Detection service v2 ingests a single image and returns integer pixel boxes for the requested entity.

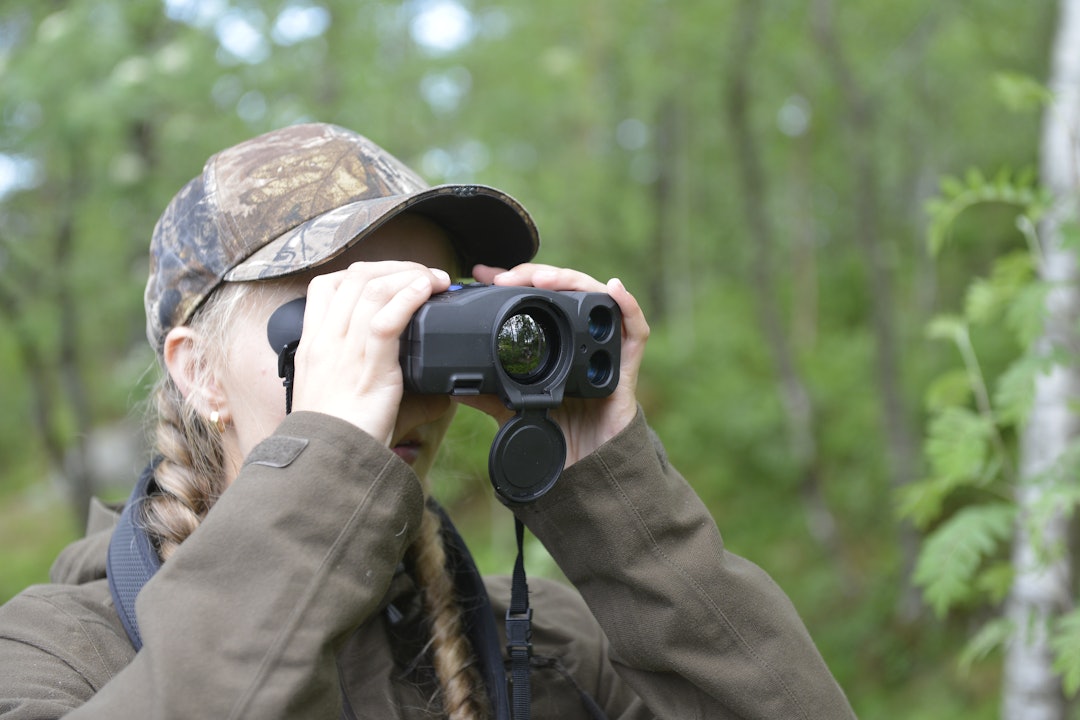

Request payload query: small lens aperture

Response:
[587,351,613,386]
[587,306,615,341]
[497,312,549,381]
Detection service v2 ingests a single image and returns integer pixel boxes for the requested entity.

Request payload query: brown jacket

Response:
[0,410,856,719]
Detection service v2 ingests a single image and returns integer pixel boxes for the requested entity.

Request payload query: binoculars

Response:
[267,283,621,502]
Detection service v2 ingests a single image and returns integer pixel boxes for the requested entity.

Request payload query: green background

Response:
[0,1,1060,716]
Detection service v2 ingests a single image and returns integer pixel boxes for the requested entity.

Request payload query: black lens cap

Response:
[267,297,307,352]
[488,413,566,503]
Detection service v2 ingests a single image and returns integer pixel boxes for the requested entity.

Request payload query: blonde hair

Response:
[140,281,490,719]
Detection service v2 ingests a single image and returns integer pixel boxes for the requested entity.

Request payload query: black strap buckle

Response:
[506,607,534,658]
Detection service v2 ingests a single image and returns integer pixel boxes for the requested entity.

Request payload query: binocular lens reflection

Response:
[497,313,550,381]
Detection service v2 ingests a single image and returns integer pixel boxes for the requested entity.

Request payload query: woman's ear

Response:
[162,326,229,422]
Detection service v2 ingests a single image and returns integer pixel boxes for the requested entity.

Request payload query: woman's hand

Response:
[290,261,451,445]
[464,263,650,468]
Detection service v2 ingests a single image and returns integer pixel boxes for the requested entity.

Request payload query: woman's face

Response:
[216,214,460,483]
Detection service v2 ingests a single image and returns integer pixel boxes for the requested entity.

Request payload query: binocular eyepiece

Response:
[267,283,621,502]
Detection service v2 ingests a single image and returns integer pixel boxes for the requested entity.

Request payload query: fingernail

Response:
[431,268,450,283]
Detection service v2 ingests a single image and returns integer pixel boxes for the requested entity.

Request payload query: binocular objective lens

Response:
[497,312,550,381]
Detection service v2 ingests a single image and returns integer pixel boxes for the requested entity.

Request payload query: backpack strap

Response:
[105,460,161,651]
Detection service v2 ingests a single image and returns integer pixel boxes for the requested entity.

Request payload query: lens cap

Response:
[489,413,566,503]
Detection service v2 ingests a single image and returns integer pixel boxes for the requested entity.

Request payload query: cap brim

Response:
[224,184,539,282]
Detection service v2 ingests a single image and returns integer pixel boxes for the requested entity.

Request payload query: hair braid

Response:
[408,504,491,720]
[141,374,228,560]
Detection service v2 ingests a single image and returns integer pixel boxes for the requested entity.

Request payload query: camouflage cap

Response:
[145,122,540,349]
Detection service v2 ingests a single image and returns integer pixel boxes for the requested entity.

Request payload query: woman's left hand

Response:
[461,263,650,468]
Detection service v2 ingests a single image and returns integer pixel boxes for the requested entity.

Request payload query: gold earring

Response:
[209,410,226,433]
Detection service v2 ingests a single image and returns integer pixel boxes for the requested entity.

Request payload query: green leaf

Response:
[925,369,974,413]
[1005,281,1049,348]
[914,503,1016,617]
[994,72,1054,113]
[924,406,994,483]
[1024,445,1080,556]
[964,250,1036,326]
[926,315,966,344]
[1053,610,1080,697]
[897,458,999,529]
[959,617,1014,672]
[1016,166,1038,188]
[896,479,950,529]
[992,352,1045,426]
[925,166,1050,258]
[965,167,987,190]
[963,278,998,325]
[940,175,965,198]
[974,561,1014,605]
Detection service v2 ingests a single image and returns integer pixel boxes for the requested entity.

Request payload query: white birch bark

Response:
[1002,2,1080,718]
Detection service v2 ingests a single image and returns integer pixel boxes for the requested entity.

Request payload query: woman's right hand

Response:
[289,261,451,446]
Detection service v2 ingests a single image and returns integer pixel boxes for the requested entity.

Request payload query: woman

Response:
[0,123,856,719]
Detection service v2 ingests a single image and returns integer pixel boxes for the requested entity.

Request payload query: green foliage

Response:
[959,617,1014,673]
[897,407,998,529]
[1025,444,1080,558]
[913,165,1051,537]
[913,503,1016,617]
[926,166,1050,259]
[909,67,1080,703]
[1051,610,1080,697]
[0,485,78,603]
[994,72,1055,114]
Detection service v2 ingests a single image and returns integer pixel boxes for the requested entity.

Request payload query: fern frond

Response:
[924,406,994,483]
[959,617,1014,673]
[914,504,1016,617]
[1052,610,1080,697]
[926,167,1049,257]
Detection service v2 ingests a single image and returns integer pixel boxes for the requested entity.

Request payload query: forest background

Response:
[0,0,1067,717]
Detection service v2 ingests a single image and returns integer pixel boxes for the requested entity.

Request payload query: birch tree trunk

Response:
[1002,2,1080,717]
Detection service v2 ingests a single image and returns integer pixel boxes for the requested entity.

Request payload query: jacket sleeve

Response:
[65,411,424,719]
[510,408,857,720]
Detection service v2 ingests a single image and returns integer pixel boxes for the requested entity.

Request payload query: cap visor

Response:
[224,184,539,282]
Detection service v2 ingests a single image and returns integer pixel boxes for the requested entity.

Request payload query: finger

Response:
[355,271,437,349]
[471,264,506,284]
[301,270,348,345]
[311,263,444,340]
[605,277,649,382]
[608,277,650,347]
[491,263,606,293]
[327,262,441,337]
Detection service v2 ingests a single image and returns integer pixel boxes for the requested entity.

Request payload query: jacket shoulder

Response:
[0,577,133,699]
